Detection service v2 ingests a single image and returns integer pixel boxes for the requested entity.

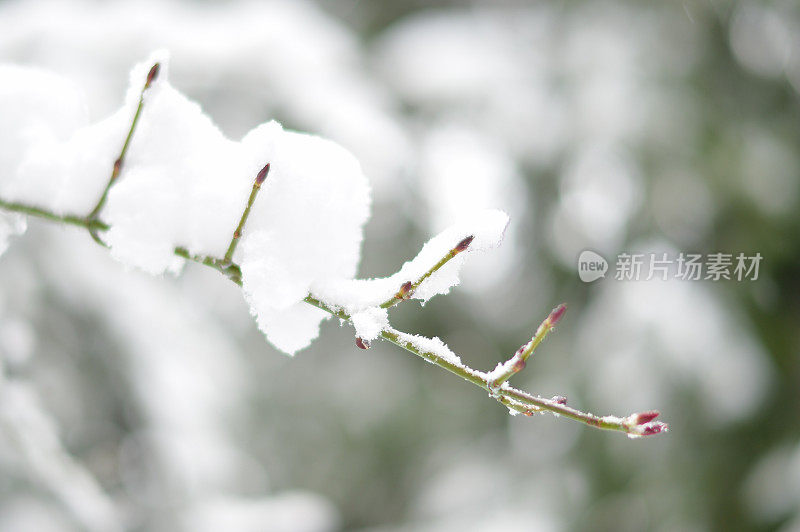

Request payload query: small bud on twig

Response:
[550,395,568,405]
[455,235,475,253]
[111,158,122,180]
[255,162,270,185]
[547,303,567,327]
[641,422,668,435]
[145,63,160,89]
[632,410,660,425]
[397,281,413,300]
[355,337,371,350]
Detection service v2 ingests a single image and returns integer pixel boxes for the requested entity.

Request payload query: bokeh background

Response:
[1,0,799,530]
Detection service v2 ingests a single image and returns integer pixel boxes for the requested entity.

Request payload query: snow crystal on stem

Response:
[392,330,465,368]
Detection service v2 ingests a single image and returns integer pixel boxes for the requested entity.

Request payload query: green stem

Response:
[0,198,108,231]
[487,304,566,390]
[223,163,270,264]
[86,62,160,240]
[0,195,666,438]
[174,247,242,284]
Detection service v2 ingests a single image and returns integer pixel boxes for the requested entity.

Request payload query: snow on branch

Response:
[0,53,667,438]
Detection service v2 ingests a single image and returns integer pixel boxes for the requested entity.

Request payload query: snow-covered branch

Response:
[0,53,667,438]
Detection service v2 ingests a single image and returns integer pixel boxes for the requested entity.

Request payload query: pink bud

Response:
[548,304,567,326]
[455,235,475,252]
[145,63,160,88]
[398,281,413,300]
[633,410,660,425]
[355,337,371,350]
[640,421,668,436]
[256,163,271,185]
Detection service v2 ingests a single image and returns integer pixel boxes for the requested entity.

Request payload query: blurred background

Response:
[0,0,799,530]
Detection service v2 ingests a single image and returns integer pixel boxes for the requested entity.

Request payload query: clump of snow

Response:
[312,209,509,310]
[0,63,120,216]
[0,53,372,355]
[350,307,389,341]
[105,50,256,274]
[0,53,508,358]
[103,54,371,353]
[238,124,371,355]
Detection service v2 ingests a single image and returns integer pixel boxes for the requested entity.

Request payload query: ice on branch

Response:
[312,209,509,313]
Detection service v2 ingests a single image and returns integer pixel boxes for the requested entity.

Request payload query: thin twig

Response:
[379,234,475,309]
[0,198,108,231]
[0,194,668,438]
[487,304,567,390]
[223,163,270,264]
[86,62,160,243]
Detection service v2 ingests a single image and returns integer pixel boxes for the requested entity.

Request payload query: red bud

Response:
[455,235,475,252]
[640,421,668,436]
[145,63,160,89]
[633,410,660,425]
[398,281,413,300]
[355,337,371,350]
[548,304,567,326]
[550,395,568,405]
[256,163,271,185]
[111,158,122,180]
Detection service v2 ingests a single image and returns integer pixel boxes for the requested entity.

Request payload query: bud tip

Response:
[548,304,567,326]
[641,421,668,436]
[355,337,371,350]
[145,63,160,88]
[455,235,475,252]
[398,281,413,300]
[633,410,660,425]
[256,163,271,184]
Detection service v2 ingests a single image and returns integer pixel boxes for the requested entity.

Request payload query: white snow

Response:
[485,357,520,384]
[0,52,510,357]
[391,330,465,368]
[0,53,372,354]
[0,63,116,216]
[350,307,389,341]
[237,124,371,354]
[312,209,509,311]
